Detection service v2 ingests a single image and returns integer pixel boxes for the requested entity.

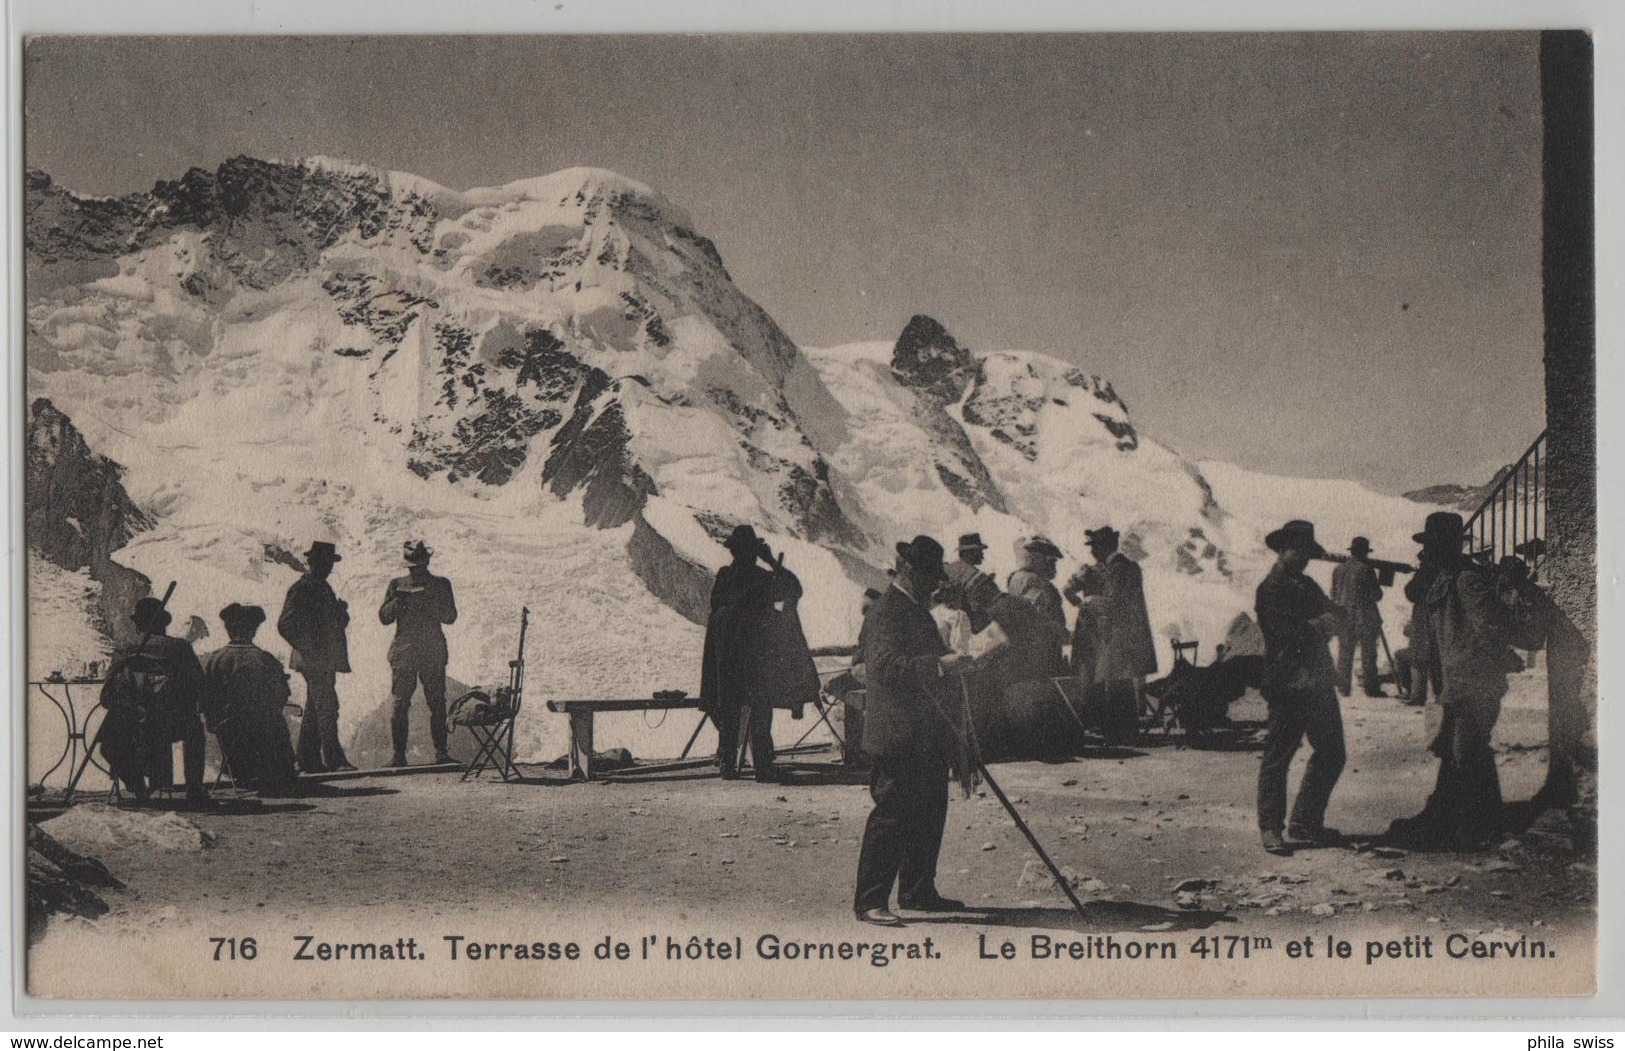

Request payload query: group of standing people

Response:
[842,525,1159,927]
[1253,511,1539,857]
[97,538,461,804]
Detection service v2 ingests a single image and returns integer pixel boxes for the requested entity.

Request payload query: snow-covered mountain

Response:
[26,157,1436,764]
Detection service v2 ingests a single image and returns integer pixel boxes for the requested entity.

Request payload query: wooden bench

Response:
[545,697,702,780]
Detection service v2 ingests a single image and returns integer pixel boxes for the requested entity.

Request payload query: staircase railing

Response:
[1464,428,1548,575]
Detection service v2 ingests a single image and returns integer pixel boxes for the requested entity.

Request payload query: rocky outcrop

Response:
[963,360,1139,459]
[26,158,437,295]
[628,515,712,625]
[25,399,153,639]
[888,316,1006,514]
[26,823,123,946]
[892,314,977,402]
[1403,466,1516,512]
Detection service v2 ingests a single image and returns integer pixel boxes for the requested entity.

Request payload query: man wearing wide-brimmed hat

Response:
[1254,519,1349,856]
[380,541,460,767]
[853,534,972,926]
[1331,537,1386,698]
[277,540,355,773]
[1388,511,1517,850]
[698,524,816,782]
[201,603,298,796]
[98,595,211,806]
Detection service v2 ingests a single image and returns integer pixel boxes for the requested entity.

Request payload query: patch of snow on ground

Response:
[42,804,213,853]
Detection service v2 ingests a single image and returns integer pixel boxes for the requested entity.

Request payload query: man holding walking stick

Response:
[853,535,972,927]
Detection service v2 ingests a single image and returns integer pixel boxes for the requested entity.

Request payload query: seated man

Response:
[201,603,299,796]
[99,596,210,807]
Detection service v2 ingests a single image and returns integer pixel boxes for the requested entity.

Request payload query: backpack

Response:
[1502,585,1551,652]
[100,650,188,732]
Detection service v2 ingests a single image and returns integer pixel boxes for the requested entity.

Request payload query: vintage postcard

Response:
[20,32,1596,1001]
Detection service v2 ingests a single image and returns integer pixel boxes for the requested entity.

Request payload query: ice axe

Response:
[63,581,177,805]
[949,672,1090,918]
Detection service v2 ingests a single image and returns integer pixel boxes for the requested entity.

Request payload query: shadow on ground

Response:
[902,899,1234,933]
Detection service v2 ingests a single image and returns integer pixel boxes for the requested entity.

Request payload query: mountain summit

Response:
[28,156,1250,760]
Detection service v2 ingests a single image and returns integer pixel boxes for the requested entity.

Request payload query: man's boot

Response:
[389,706,411,769]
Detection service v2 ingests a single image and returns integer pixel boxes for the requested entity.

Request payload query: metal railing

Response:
[1464,429,1548,575]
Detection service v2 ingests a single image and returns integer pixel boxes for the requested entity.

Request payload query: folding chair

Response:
[1151,640,1202,729]
[458,608,528,782]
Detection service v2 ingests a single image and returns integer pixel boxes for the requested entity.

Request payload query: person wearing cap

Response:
[1069,526,1159,742]
[1388,512,1518,850]
[1004,536,1069,678]
[1254,520,1349,856]
[853,535,972,926]
[98,596,211,806]
[277,541,355,773]
[201,604,297,796]
[938,532,994,651]
[1331,537,1386,698]
[380,541,459,767]
[699,525,808,782]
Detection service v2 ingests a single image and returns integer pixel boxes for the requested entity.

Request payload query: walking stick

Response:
[955,674,1089,917]
[1377,625,1407,699]
[63,581,177,805]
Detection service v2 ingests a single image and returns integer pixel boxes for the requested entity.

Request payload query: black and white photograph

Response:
[18,30,1597,1000]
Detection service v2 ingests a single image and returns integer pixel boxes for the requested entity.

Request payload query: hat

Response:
[1022,535,1064,560]
[304,540,341,563]
[722,524,768,554]
[1264,520,1327,558]
[1085,526,1120,547]
[1349,536,1372,556]
[957,532,988,553]
[130,596,172,632]
[895,535,947,580]
[403,540,434,565]
[220,603,266,630]
[1412,511,1465,550]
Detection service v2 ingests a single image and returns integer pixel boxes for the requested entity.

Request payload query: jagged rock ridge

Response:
[25,398,153,642]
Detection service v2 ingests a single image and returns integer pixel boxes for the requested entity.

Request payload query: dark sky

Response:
[24,33,1546,492]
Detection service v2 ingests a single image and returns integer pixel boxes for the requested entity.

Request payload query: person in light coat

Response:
[1331,537,1386,697]
[1004,535,1068,679]
[379,541,459,767]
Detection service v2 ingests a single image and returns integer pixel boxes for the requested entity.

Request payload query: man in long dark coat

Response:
[1332,537,1386,697]
[277,540,354,773]
[853,535,969,927]
[1071,526,1159,741]
[201,604,298,796]
[99,596,210,806]
[379,540,459,767]
[1388,512,1516,850]
[699,525,814,782]
[1255,520,1348,856]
